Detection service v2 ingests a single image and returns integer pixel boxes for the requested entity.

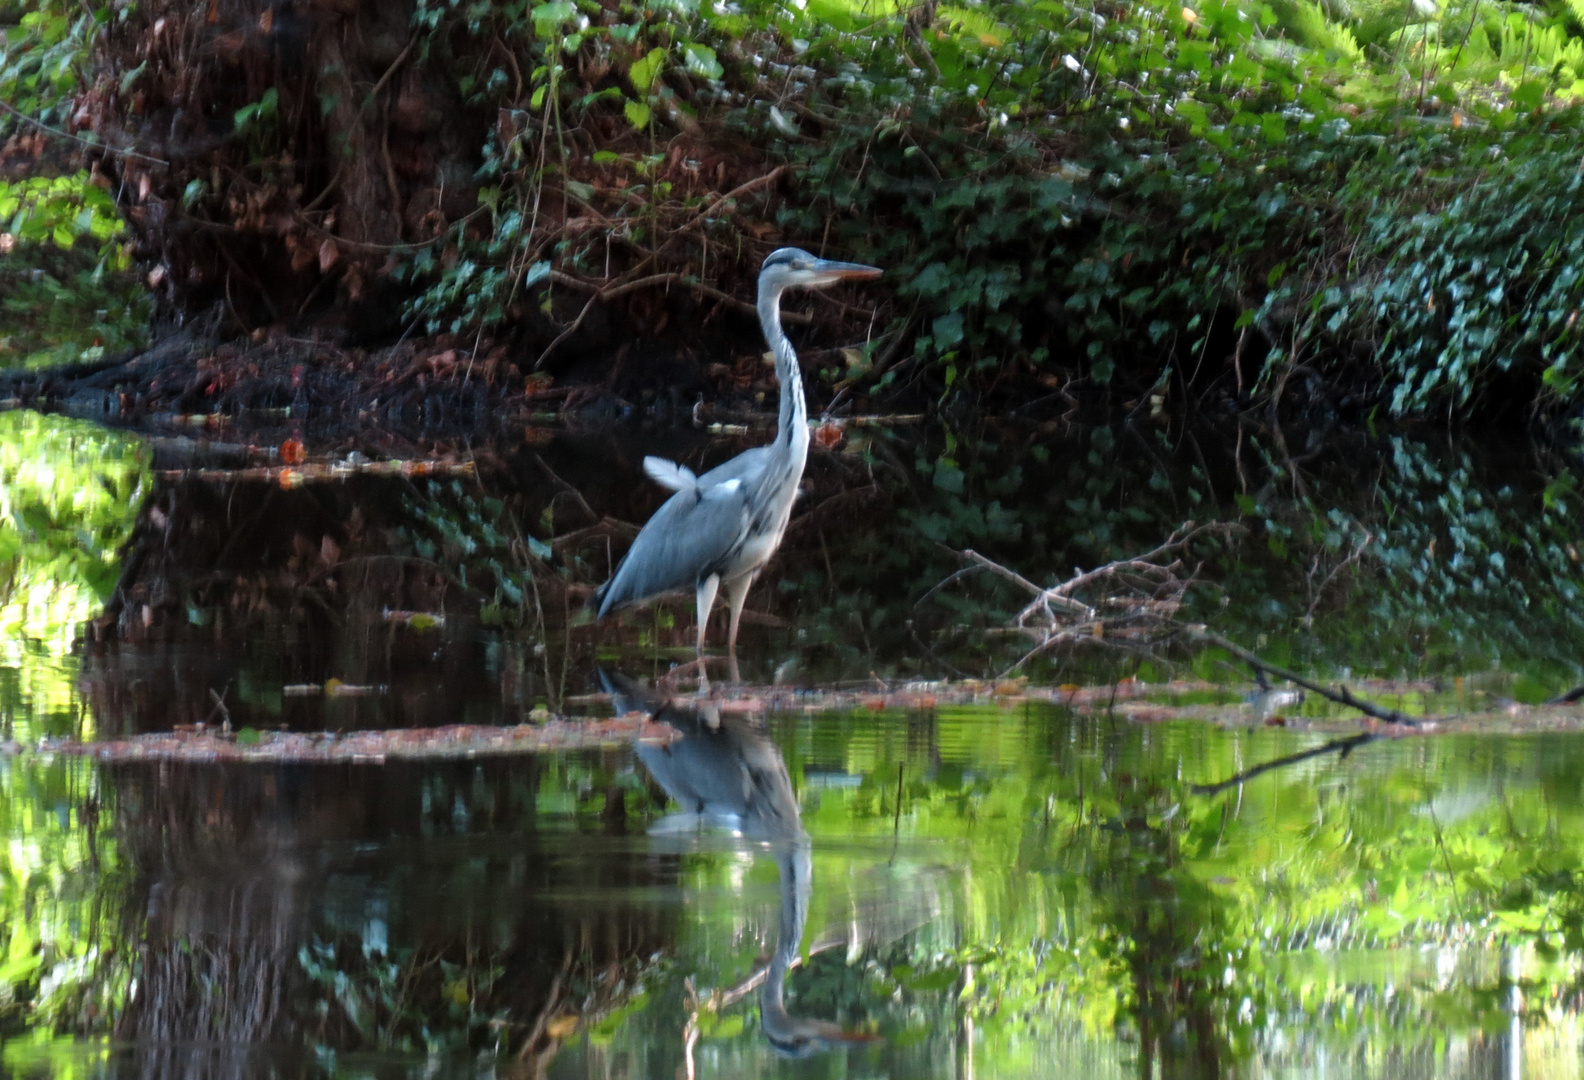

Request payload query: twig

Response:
[958,549,1096,619]
[547,269,811,324]
[661,165,790,250]
[516,951,571,1059]
[536,270,810,370]
[1304,530,1373,626]
[364,36,416,112]
[530,452,599,525]
[207,684,232,731]
[0,98,170,166]
[1047,522,1223,603]
[1190,628,1419,727]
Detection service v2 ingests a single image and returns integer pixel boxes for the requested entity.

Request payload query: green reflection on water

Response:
[0,413,142,1065]
[0,754,124,1055]
[0,410,147,743]
[2,706,1584,1075]
[557,707,1584,1079]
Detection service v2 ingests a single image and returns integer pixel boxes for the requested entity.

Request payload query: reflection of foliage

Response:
[0,412,146,738]
[1222,435,1584,682]
[397,481,540,625]
[297,937,509,1056]
[788,709,1584,1073]
[0,757,124,1041]
[0,412,146,625]
[0,174,147,370]
[784,424,1584,686]
[8,701,1584,1072]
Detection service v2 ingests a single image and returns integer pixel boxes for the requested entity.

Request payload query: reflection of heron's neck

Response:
[761,839,813,1032]
[757,281,809,464]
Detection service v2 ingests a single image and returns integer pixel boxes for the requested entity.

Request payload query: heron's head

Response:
[760,247,882,292]
[762,1010,884,1059]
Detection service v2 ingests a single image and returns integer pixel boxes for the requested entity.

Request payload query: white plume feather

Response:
[643,456,698,492]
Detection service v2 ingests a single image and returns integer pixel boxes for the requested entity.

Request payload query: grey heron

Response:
[593,247,882,685]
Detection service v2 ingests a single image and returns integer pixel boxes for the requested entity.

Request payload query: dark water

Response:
[6,408,1584,1077]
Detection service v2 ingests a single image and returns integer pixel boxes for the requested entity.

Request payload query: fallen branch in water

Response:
[1188,628,1419,728]
[45,718,680,764]
[945,521,1241,677]
[155,456,477,485]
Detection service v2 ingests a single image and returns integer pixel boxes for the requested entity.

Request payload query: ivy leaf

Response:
[682,42,723,82]
[629,47,667,93]
[623,98,652,129]
[530,0,576,32]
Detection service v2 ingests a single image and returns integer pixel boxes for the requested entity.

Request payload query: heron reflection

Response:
[606,672,875,1056]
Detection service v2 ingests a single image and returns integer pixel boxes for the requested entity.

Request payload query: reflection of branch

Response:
[1192,629,1418,727]
[711,938,847,1010]
[1190,732,1377,796]
[517,950,571,1059]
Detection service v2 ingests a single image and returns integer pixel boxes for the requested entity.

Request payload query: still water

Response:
[5,681,1584,1078]
[6,407,1584,1077]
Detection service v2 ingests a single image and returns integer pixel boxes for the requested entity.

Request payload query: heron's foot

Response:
[657,655,718,695]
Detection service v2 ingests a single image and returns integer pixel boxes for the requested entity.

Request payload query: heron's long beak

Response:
[810,258,883,283]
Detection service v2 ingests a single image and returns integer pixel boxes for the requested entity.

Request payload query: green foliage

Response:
[379,0,1584,414]
[396,0,737,334]
[1302,130,1584,413]
[0,1,104,136]
[0,174,122,250]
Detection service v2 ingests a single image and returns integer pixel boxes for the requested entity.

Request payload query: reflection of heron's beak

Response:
[765,1022,884,1058]
[811,259,883,283]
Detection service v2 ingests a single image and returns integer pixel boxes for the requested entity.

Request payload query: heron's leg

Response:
[695,573,721,692]
[724,572,756,685]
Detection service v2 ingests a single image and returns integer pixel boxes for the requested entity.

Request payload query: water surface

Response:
[5,409,1584,1078]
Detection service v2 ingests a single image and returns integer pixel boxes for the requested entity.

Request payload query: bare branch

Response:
[1188,627,1418,728]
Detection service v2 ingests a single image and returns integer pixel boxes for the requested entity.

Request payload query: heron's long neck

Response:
[762,840,813,1024]
[758,283,809,464]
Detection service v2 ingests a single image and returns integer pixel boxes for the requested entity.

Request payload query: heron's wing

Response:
[697,445,770,488]
[595,478,751,616]
[643,456,698,492]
